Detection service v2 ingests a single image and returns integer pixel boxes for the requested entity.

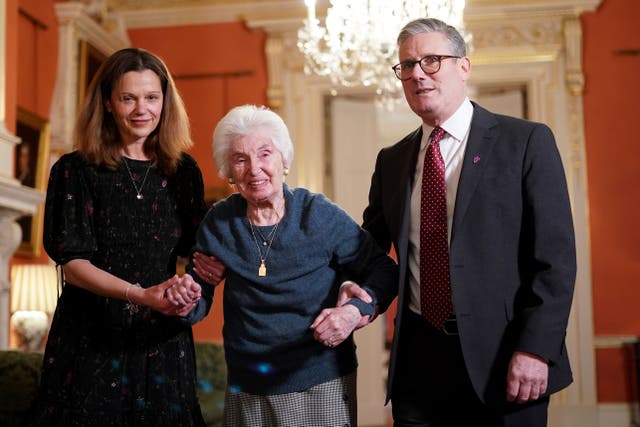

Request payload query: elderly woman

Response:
[181,105,397,426]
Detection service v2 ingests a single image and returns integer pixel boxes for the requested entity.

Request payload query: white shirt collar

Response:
[421,98,473,146]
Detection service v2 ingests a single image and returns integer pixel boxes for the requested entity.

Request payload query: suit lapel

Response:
[389,127,422,241]
[451,104,498,239]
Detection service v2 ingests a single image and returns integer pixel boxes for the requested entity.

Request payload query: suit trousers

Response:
[391,309,549,427]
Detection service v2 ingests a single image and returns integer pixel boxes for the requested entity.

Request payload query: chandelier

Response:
[298,0,469,104]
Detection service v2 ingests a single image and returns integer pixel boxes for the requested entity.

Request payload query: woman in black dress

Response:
[27,48,220,426]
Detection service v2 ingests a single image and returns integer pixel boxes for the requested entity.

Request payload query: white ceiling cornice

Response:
[116,0,602,30]
[466,0,602,22]
[118,0,307,29]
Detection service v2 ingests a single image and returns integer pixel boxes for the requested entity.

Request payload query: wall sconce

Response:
[10,264,59,352]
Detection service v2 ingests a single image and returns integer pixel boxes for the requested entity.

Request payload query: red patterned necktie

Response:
[419,126,453,328]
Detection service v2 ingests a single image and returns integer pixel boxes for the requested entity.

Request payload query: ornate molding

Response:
[0,210,24,258]
[265,36,285,111]
[0,180,43,216]
[469,20,563,50]
[564,18,585,96]
[593,335,639,348]
[0,122,21,184]
[117,0,307,29]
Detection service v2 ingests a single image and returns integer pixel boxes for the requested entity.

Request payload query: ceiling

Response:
[97,0,600,29]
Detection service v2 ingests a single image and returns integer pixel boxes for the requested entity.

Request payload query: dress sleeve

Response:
[43,153,97,265]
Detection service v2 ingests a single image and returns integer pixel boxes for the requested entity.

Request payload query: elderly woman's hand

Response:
[132,275,198,316]
[192,252,226,285]
[310,305,362,348]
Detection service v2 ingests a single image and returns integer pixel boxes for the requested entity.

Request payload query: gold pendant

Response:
[258,261,267,277]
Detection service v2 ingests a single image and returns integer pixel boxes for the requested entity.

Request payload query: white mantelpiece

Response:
[0,181,43,349]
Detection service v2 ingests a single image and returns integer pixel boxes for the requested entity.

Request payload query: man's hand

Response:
[337,281,372,305]
[506,351,549,403]
[337,281,375,329]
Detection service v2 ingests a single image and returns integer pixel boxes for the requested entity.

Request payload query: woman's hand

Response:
[310,305,362,348]
[192,252,226,286]
[134,275,200,316]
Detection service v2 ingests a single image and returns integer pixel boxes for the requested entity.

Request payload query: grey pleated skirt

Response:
[222,372,357,427]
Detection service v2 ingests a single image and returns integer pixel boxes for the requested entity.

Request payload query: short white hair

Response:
[212,105,294,178]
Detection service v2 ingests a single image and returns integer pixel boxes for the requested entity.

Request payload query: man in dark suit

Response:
[345,18,576,426]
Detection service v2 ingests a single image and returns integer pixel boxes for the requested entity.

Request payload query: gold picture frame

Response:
[14,108,50,257]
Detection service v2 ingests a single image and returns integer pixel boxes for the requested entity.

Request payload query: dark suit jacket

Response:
[363,102,576,406]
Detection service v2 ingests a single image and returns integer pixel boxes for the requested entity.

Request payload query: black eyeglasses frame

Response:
[392,55,461,80]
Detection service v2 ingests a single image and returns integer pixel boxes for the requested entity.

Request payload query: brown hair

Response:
[74,47,192,175]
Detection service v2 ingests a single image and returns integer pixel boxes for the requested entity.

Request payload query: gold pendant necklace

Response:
[123,158,151,200]
[248,219,279,277]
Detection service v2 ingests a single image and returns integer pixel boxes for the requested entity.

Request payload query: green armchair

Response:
[0,350,43,427]
[194,341,227,427]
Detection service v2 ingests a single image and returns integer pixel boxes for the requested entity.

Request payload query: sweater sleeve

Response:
[320,196,398,315]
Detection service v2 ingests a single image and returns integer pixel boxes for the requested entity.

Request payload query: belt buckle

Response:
[442,317,458,336]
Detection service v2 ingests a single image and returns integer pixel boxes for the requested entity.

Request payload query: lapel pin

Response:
[473,155,481,164]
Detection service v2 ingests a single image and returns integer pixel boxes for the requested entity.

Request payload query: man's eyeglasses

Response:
[392,55,461,80]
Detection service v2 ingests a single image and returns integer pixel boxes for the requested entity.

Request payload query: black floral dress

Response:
[27,151,208,426]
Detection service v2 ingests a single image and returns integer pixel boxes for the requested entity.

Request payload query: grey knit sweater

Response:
[187,184,397,395]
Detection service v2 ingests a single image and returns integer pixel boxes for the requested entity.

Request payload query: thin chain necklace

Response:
[254,224,278,246]
[248,218,280,277]
[122,158,151,200]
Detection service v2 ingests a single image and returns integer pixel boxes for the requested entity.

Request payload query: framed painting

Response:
[14,108,50,257]
[78,40,107,105]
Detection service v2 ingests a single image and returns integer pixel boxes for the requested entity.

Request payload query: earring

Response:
[283,168,289,176]
[228,177,235,185]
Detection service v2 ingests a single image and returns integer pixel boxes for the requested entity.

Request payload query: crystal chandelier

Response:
[298,0,469,104]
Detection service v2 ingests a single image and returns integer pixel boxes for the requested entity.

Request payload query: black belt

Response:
[405,310,459,336]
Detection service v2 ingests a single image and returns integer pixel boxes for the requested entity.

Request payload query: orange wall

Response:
[16,0,58,117]
[5,0,18,131]
[595,346,638,403]
[581,0,640,402]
